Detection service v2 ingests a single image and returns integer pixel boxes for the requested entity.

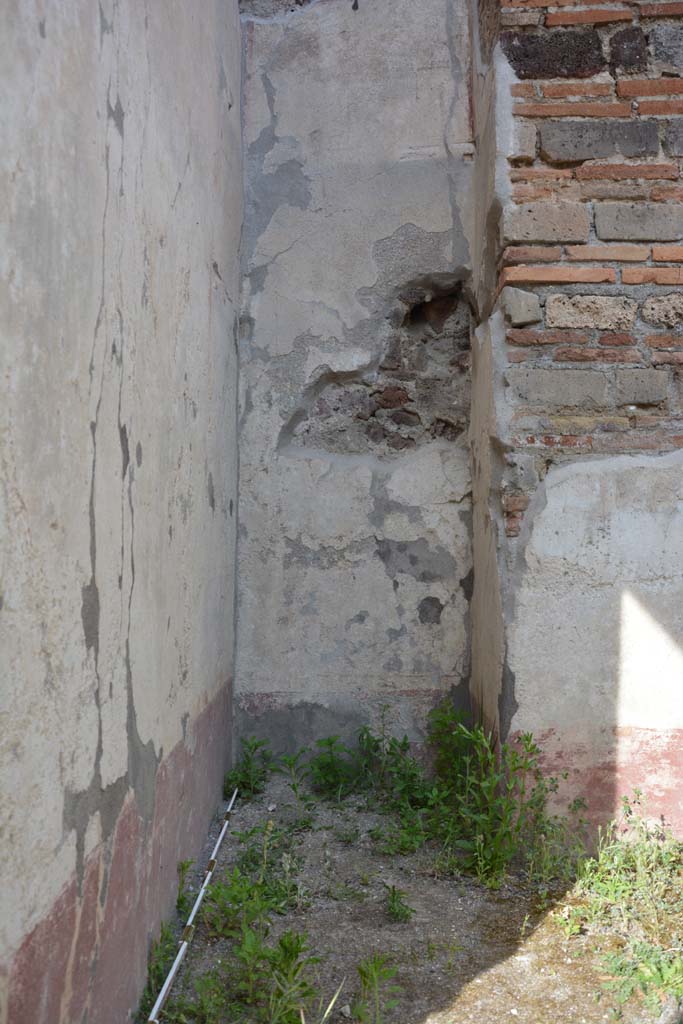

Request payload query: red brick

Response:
[623,267,683,284]
[509,167,574,181]
[502,492,530,512]
[511,83,536,98]
[575,163,678,180]
[638,100,683,115]
[639,2,683,16]
[504,513,524,537]
[502,265,617,285]
[514,101,632,118]
[546,7,633,23]
[653,245,683,261]
[506,0,634,6]
[507,329,591,346]
[652,185,683,201]
[554,347,643,362]
[577,181,652,201]
[512,184,556,201]
[646,334,683,348]
[526,434,594,449]
[618,79,683,97]
[652,351,683,364]
[566,243,650,261]
[542,82,613,98]
[599,332,637,346]
[507,349,534,363]
[503,245,563,263]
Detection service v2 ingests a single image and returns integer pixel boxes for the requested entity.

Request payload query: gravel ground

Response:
[160,776,657,1024]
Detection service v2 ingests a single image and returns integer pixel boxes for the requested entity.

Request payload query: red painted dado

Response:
[519,727,683,836]
[6,684,231,1024]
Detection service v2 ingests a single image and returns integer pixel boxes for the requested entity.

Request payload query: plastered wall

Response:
[0,3,242,1020]
[472,0,683,829]
[235,0,497,749]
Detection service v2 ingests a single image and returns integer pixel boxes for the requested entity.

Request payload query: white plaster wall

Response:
[1,0,241,986]
[507,452,683,822]
[237,0,482,746]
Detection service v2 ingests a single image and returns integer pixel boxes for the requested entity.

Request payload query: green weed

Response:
[384,884,415,922]
[176,858,194,919]
[136,922,177,1022]
[563,795,683,1011]
[308,736,359,801]
[224,737,275,800]
[353,954,401,1024]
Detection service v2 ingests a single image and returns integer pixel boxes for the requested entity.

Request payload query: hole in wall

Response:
[283,282,472,456]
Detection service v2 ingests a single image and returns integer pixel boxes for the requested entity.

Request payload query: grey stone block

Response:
[503,202,590,244]
[642,294,683,327]
[665,119,683,157]
[546,294,637,330]
[501,29,605,79]
[506,368,609,409]
[652,24,683,70]
[615,369,669,406]
[539,120,659,163]
[500,287,542,326]
[595,203,683,242]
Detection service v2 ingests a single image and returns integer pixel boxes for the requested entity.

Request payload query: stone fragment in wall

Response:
[652,24,683,72]
[642,293,683,327]
[539,120,659,163]
[503,203,590,244]
[500,287,542,327]
[509,120,537,164]
[665,119,683,157]
[546,294,637,331]
[595,203,683,242]
[615,369,669,406]
[502,10,543,26]
[506,367,610,409]
[610,26,649,73]
[501,29,605,79]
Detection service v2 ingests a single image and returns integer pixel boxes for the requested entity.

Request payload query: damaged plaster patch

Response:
[376,537,457,583]
[282,288,471,457]
[418,596,444,624]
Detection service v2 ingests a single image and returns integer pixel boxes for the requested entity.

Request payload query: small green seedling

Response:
[384,884,415,922]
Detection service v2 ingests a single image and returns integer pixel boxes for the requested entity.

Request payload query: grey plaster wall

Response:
[236,0,495,748]
[1,2,242,1017]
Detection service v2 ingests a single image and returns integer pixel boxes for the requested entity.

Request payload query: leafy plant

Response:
[277,750,313,814]
[136,922,177,1022]
[563,795,683,1011]
[267,931,320,1024]
[308,736,358,801]
[164,972,229,1024]
[176,858,194,918]
[299,982,346,1024]
[224,736,275,800]
[353,954,401,1024]
[384,884,415,922]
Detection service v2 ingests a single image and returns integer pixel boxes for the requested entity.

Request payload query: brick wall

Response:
[498,0,683,537]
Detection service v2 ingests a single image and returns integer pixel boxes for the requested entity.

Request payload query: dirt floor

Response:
[153,775,673,1024]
